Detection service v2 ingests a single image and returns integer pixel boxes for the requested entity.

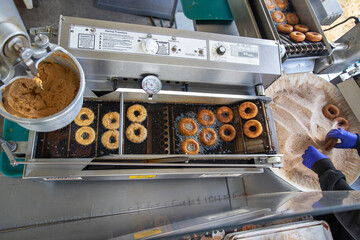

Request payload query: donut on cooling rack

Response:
[239,102,258,120]
[219,124,236,142]
[197,109,215,126]
[277,24,293,34]
[216,106,234,123]
[102,112,120,130]
[322,104,340,119]
[334,117,349,130]
[290,31,306,42]
[275,0,287,8]
[294,24,309,33]
[179,118,198,136]
[306,32,323,42]
[102,130,120,149]
[243,120,263,139]
[286,13,299,25]
[126,123,147,143]
[127,104,147,123]
[200,128,217,146]
[74,107,95,126]
[265,0,275,10]
[181,139,200,155]
[272,11,286,23]
[75,127,96,146]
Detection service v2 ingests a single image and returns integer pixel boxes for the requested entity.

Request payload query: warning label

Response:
[78,34,95,49]
[156,41,169,55]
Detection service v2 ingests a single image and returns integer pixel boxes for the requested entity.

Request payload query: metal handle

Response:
[0,136,17,152]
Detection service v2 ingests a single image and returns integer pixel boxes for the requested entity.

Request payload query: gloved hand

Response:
[326,128,358,149]
[302,145,328,169]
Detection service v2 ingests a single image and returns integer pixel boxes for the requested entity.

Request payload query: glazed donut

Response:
[216,106,234,123]
[239,102,258,120]
[200,128,217,146]
[277,24,293,34]
[102,130,119,149]
[75,127,96,146]
[126,123,147,143]
[127,104,147,123]
[179,118,198,136]
[325,138,337,152]
[243,120,263,138]
[290,31,305,42]
[181,139,200,155]
[286,13,299,25]
[197,109,215,126]
[272,11,286,23]
[219,124,236,142]
[74,107,94,126]
[265,0,275,10]
[275,0,287,8]
[322,104,340,119]
[334,117,349,130]
[306,32,323,42]
[294,24,309,33]
[102,112,120,130]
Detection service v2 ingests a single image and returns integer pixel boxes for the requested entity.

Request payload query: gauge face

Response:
[142,75,162,94]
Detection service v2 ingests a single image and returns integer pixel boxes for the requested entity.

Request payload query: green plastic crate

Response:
[0,120,29,177]
[181,0,233,20]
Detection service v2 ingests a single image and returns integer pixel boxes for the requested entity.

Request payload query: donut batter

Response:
[2,62,79,118]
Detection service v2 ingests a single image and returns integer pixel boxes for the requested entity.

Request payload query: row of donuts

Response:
[126,104,148,143]
[74,107,120,150]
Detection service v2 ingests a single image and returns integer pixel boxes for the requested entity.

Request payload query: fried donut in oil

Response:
[179,118,198,136]
[278,24,293,34]
[294,24,309,33]
[239,102,258,120]
[219,124,236,142]
[126,123,147,143]
[102,112,120,130]
[200,128,217,146]
[197,109,215,126]
[265,0,275,9]
[127,104,147,123]
[102,130,120,149]
[181,139,200,155]
[272,11,286,23]
[74,107,94,126]
[275,0,287,8]
[75,127,96,146]
[286,13,299,25]
[243,120,263,138]
[216,107,233,123]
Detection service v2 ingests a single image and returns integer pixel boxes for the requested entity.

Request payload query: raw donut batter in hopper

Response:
[2,62,79,118]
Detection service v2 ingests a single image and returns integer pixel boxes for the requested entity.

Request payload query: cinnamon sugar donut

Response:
[102,112,120,130]
[197,109,215,126]
[322,104,339,119]
[74,108,94,126]
[102,130,120,149]
[286,13,299,25]
[126,123,147,143]
[277,24,293,34]
[181,139,200,155]
[239,102,258,120]
[243,120,263,138]
[290,31,305,42]
[200,128,217,146]
[127,104,147,123]
[219,124,236,142]
[325,138,337,152]
[272,11,286,23]
[294,24,309,33]
[306,32,323,42]
[334,117,349,130]
[265,0,275,9]
[75,127,96,146]
[216,107,233,123]
[179,118,198,136]
[275,0,287,8]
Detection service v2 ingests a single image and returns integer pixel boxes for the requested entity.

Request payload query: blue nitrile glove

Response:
[326,128,358,149]
[302,145,328,169]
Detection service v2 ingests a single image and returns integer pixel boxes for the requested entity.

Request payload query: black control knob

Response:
[216,46,226,55]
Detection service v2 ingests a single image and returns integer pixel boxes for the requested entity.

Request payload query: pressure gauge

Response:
[142,75,162,94]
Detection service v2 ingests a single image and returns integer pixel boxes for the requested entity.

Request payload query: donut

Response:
[334,117,349,130]
[74,107,94,126]
[275,0,287,8]
[265,0,275,10]
[290,31,305,42]
[239,102,258,120]
[216,107,233,123]
[294,24,309,33]
[272,11,286,23]
[322,104,339,119]
[277,24,293,34]
[200,128,217,146]
[127,104,147,123]
[102,112,120,130]
[197,109,215,126]
[243,120,263,138]
[126,123,147,143]
[219,124,236,142]
[102,130,119,149]
[75,127,96,146]
[179,118,198,136]
[181,139,200,155]
[306,32,323,42]
[286,13,299,25]
[325,138,337,152]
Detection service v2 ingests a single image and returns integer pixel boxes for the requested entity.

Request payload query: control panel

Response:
[68,25,260,65]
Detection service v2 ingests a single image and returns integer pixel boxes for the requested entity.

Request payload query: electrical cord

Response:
[324,16,360,32]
